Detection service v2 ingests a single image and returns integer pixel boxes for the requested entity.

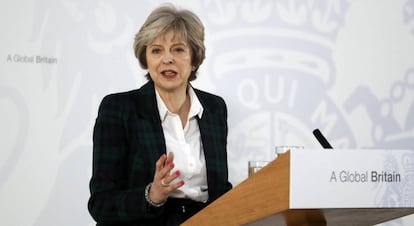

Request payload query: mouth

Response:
[161,70,177,78]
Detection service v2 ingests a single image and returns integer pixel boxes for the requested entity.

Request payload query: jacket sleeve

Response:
[87,94,163,224]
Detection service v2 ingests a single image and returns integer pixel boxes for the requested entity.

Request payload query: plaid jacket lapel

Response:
[195,89,231,201]
[132,81,167,166]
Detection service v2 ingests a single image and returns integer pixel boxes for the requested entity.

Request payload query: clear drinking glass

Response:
[275,146,304,157]
[248,160,269,177]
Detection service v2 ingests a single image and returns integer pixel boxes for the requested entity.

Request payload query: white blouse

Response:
[155,86,209,202]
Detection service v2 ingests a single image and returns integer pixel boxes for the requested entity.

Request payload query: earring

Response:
[191,66,196,71]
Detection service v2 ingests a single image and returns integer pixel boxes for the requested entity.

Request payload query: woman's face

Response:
[146,30,192,94]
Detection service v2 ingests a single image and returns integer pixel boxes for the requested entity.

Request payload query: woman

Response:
[88,3,232,226]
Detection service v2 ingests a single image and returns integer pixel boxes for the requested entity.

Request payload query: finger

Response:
[157,152,175,179]
[155,154,167,171]
[159,161,174,180]
[154,154,167,179]
[170,179,185,191]
[165,152,174,166]
[160,178,185,193]
[162,169,181,185]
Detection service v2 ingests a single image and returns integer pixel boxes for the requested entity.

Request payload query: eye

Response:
[151,48,161,54]
[172,46,187,54]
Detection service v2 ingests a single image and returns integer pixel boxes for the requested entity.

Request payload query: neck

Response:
[158,87,190,128]
[157,86,189,115]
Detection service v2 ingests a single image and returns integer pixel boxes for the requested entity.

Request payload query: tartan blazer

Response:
[88,81,232,225]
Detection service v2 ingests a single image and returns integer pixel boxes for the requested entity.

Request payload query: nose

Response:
[162,52,174,64]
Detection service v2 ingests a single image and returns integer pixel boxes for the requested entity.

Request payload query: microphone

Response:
[312,129,333,149]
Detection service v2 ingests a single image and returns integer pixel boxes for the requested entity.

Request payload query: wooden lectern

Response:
[182,151,414,226]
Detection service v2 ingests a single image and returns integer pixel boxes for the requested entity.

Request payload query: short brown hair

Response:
[133,4,205,81]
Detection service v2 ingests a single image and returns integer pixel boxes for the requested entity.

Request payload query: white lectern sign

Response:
[290,149,414,208]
